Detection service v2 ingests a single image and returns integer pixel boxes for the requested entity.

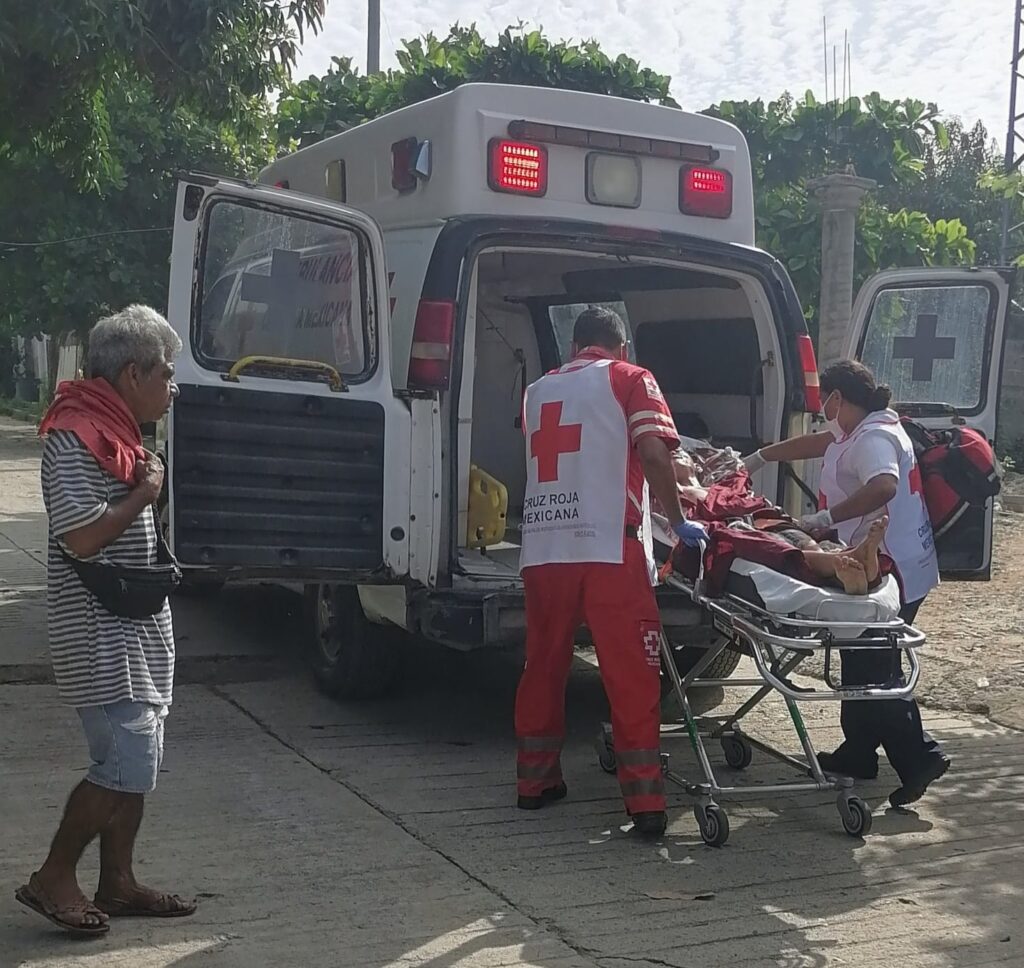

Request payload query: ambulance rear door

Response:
[843,266,1015,578]
[166,175,415,583]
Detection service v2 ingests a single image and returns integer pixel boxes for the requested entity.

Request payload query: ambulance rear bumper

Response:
[410,586,704,652]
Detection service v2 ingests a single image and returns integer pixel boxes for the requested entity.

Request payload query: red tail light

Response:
[408,299,455,391]
[795,334,821,412]
[273,179,290,189]
[679,165,732,218]
[487,139,547,196]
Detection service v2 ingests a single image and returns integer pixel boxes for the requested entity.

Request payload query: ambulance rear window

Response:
[636,318,762,394]
[548,301,632,363]
[194,199,375,382]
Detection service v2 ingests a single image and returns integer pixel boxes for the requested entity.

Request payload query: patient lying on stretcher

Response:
[663,448,890,596]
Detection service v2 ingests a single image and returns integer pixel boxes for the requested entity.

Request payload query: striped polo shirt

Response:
[41,429,174,708]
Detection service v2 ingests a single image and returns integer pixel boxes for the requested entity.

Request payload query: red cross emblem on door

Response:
[530,401,583,483]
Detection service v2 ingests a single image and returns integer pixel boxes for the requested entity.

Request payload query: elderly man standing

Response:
[16,306,195,937]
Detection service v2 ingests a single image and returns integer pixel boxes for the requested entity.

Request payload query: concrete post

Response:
[807,172,876,367]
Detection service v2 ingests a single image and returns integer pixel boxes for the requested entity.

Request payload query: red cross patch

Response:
[641,623,662,669]
[530,401,583,483]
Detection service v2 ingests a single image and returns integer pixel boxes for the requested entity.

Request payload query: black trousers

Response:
[833,598,945,783]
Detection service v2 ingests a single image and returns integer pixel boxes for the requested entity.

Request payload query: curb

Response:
[0,402,42,424]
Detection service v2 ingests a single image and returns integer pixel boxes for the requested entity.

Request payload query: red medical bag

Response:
[900,418,1001,538]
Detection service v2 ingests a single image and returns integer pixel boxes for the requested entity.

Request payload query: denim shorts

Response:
[77,700,168,794]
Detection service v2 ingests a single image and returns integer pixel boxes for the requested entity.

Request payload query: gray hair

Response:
[87,305,182,383]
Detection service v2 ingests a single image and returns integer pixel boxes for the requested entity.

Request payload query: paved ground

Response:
[1,416,1022,968]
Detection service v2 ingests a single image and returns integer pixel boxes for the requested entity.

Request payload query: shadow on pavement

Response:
[5,581,1022,968]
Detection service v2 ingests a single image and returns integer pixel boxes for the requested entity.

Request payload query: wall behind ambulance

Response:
[997,305,1024,465]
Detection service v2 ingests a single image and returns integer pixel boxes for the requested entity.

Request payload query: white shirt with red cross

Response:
[520,349,679,572]
[818,408,939,604]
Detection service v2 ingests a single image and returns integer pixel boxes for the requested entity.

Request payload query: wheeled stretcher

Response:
[596,543,926,846]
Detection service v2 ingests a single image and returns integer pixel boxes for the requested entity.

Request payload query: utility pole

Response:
[1001,0,1024,264]
[367,0,380,74]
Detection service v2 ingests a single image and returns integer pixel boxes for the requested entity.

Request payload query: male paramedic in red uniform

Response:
[514,307,707,839]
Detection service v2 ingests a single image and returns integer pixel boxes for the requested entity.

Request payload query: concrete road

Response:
[1,417,1022,968]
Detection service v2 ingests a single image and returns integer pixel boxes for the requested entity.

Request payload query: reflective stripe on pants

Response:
[515,736,564,796]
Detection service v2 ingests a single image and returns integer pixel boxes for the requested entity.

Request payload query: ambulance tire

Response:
[662,640,742,694]
[306,583,402,700]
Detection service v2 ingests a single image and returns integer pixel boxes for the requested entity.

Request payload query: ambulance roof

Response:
[260,83,755,246]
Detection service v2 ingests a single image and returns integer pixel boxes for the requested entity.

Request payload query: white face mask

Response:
[822,392,844,441]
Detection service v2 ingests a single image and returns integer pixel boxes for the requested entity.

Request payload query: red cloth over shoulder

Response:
[38,379,145,485]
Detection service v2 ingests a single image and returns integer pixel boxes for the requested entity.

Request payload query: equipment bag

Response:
[900,417,1001,538]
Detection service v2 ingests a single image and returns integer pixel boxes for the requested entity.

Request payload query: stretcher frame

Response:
[596,548,926,845]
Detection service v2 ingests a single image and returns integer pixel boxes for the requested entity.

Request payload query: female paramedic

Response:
[742,359,950,809]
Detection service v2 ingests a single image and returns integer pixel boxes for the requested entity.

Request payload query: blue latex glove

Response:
[673,519,708,548]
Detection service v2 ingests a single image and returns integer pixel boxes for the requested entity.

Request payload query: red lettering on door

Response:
[530,401,582,483]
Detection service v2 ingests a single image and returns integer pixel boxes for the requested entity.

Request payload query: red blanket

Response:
[38,379,145,485]
[674,522,822,595]
[686,470,772,522]
[672,471,892,596]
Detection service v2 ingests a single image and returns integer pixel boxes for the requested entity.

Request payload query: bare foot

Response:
[849,515,889,585]
[834,555,869,595]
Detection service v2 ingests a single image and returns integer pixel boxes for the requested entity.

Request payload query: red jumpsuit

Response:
[515,348,680,816]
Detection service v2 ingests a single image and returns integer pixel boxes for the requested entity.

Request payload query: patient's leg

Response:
[802,550,868,593]
[846,515,888,586]
[801,516,888,593]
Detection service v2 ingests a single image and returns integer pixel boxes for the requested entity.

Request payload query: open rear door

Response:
[844,267,1015,578]
[165,175,411,582]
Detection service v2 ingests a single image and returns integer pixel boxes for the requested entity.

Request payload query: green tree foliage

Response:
[0,79,277,340]
[0,1,323,340]
[277,29,1001,326]
[979,169,1024,265]
[710,92,981,320]
[277,25,676,148]
[0,0,324,191]
[888,119,1008,264]
[706,92,952,190]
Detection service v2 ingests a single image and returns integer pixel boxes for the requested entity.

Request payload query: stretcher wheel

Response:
[721,735,753,770]
[695,804,730,847]
[595,724,617,774]
[839,796,873,838]
[598,745,617,774]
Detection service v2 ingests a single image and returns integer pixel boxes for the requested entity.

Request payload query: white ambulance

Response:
[164,84,1013,698]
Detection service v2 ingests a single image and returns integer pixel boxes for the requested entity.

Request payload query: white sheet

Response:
[728,560,901,638]
[650,512,901,638]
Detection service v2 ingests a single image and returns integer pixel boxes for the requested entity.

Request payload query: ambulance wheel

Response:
[306,584,402,700]
[839,796,873,838]
[721,734,753,770]
[695,804,730,847]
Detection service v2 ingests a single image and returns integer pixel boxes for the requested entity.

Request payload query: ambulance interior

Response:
[459,247,787,578]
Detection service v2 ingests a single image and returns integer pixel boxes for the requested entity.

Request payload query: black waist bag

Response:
[61,508,181,619]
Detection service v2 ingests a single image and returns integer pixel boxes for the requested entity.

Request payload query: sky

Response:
[294,0,1013,144]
